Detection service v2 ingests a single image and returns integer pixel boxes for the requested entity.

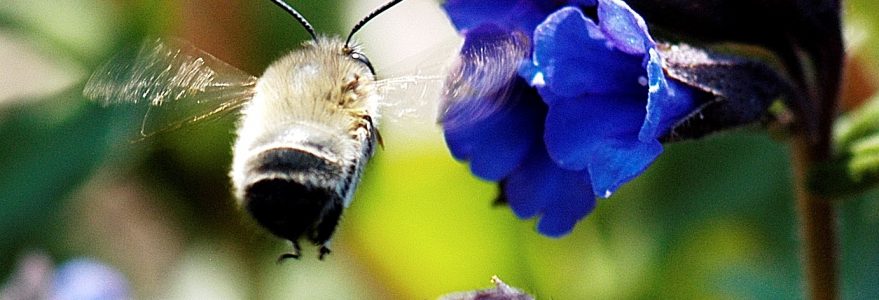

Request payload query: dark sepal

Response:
[627,0,843,140]
[658,43,796,141]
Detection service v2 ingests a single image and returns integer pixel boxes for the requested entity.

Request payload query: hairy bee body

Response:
[230,37,380,258]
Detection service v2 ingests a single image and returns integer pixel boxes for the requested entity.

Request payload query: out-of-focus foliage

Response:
[812,93,879,196]
[0,0,877,299]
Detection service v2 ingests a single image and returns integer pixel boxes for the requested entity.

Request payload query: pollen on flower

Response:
[648,81,660,93]
[530,72,546,87]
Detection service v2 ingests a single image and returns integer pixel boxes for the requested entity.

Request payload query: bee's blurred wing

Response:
[374,73,447,124]
[439,30,531,131]
[371,36,462,125]
[83,38,258,138]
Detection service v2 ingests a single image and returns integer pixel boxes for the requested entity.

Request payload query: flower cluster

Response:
[442,0,697,236]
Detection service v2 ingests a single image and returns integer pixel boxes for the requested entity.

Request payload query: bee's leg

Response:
[351,114,382,149]
[311,198,343,260]
[318,243,332,260]
[363,115,383,148]
[277,240,302,263]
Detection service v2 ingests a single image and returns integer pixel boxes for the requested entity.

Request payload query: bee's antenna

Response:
[345,0,405,48]
[269,0,317,41]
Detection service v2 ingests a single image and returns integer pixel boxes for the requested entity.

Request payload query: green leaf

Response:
[812,95,879,196]
[0,94,135,271]
[835,94,879,149]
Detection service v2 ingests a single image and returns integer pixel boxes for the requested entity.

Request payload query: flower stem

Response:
[791,133,838,300]
[789,3,843,296]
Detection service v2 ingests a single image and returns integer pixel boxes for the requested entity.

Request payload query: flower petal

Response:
[526,7,644,100]
[504,146,595,236]
[444,80,546,181]
[542,92,642,169]
[587,138,661,198]
[442,0,555,33]
[596,0,655,55]
[536,178,596,236]
[639,48,697,141]
[572,0,599,6]
[542,91,662,197]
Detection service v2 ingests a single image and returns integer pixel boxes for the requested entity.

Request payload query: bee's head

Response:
[267,0,406,77]
[343,46,375,75]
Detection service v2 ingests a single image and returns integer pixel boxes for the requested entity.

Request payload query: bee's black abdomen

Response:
[245,178,327,242]
[243,148,345,245]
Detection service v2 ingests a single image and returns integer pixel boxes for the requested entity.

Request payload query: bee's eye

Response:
[349,52,375,75]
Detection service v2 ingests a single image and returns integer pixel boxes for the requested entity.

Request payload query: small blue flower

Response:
[51,259,130,300]
[442,0,697,236]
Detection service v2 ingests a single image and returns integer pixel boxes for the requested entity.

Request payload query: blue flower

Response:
[51,259,130,300]
[442,0,697,236]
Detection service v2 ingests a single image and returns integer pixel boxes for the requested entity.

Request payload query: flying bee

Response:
[84,0,410,260]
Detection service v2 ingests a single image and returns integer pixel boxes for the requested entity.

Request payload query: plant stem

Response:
[791,133,838,300]
[789,3,842,296]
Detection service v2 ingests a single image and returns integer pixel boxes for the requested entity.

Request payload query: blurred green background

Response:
[1,0,878,298]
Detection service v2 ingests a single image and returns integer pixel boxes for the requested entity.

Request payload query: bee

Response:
[84,0,408,260]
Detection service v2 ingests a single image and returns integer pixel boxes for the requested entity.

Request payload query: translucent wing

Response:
[371,28,529,129]
[83,38,258,138]
[374,72,447,124]
[439,28,531,131]
[368,35,463,126]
